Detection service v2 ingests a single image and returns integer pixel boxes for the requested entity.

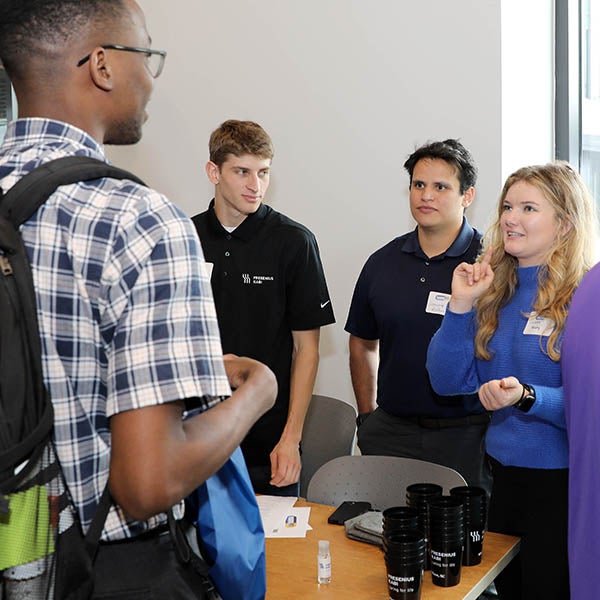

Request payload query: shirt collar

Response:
[401,217,476,259]
[206,199,270,242]
[2,118,106,160]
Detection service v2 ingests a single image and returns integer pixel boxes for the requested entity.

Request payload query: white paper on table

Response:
[256,496,312,538]
[256,495,297,528]
[265,507,312,538]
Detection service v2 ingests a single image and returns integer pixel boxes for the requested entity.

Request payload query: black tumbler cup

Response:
[405,483,443,570]
[428,495,465,587]
[450,486,488,566]
[384,531,426,600]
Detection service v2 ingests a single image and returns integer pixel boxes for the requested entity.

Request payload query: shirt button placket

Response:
[420,260,429,283]
[223,249,231,277]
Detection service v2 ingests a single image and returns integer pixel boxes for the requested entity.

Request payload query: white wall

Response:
[501,0,554,180]
[108,0,552,406]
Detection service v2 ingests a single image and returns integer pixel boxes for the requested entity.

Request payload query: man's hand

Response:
[266,328,319,489]
[223,354,277,413]
[269,437,301,488]
[110,355,276,520]
[478,376,523,411]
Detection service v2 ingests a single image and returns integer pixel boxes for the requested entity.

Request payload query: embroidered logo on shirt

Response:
[321,300,330,309]
[241,273,274,285]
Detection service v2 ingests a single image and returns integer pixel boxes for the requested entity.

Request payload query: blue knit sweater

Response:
[426,266,567,469]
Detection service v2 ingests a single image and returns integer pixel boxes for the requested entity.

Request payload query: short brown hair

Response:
[209,120,274,168]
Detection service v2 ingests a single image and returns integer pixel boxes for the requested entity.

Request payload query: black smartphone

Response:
[327,501,372,525]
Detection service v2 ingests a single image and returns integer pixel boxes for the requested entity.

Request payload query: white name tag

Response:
[203,262,214,279]
[426,291,451,316]
[523,314,554,336]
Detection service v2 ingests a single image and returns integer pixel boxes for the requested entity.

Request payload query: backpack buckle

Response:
[0,254,12,276]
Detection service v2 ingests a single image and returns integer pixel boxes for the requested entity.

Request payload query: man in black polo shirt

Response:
[345,139,491,491]
[193,120,335,496]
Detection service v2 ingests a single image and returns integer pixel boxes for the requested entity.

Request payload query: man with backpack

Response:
[0,0,276,598]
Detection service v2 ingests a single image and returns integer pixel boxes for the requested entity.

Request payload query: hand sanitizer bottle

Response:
[318,540,332,584]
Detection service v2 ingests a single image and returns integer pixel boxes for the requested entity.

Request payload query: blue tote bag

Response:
[187,447,266,600]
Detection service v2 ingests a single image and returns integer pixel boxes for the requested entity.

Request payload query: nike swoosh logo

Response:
[320,300,330,309]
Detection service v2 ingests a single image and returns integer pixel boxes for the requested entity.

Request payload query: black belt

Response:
[400,413,490,429]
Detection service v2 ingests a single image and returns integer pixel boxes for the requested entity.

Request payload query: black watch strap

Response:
[514,383,536,412]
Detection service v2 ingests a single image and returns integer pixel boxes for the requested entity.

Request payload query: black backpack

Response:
[0,156,145,599]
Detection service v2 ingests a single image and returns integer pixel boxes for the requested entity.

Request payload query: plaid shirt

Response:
[0,119,231,540]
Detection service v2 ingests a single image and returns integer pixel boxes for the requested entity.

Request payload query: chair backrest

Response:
[300,394,357,497]
[306,455,468,509]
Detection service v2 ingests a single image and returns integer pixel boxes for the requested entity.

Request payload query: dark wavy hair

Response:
[403,139,478,194]
[0,0,127,78]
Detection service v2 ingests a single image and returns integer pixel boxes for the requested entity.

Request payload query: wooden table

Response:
[266,500,520,599]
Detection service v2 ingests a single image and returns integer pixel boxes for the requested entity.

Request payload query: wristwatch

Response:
[514,383,536,412]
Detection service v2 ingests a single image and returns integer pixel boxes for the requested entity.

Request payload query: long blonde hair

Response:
[475,161,597,361]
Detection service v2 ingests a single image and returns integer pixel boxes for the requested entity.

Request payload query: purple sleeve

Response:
[562,263,600,600]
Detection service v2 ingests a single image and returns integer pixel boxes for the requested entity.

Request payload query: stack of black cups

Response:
[405,483,442,570]
[450,486,488,566]
[382,523,426,600]
[382,506,419,537]
[427,496,465,587]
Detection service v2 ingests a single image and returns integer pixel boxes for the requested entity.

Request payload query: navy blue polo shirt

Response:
[345,218,484,418]
[193,201,335,466]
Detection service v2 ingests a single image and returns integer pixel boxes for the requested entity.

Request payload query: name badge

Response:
[203,262,214,279]
[523,314,554,336]
[426,291,451,316]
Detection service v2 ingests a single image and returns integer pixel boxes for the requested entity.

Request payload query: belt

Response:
[400,413,491,429]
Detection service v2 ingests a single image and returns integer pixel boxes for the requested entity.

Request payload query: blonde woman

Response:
[426,161,596,600]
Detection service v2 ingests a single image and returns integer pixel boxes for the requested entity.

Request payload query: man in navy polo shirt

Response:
[193,120,335,496]
[345,139,491,491]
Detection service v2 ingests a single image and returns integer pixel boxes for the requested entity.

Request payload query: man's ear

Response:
[461,186,475,209]
[206,161,221,185]
[88,48,113,92]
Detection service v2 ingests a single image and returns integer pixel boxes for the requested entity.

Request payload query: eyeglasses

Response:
[76,44,167,78]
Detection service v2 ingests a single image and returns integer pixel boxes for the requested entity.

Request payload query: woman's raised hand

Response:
[448,246,495,313]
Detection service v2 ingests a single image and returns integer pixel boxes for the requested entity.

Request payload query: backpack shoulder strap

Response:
[0,155,146,228]
[0,155,146,469]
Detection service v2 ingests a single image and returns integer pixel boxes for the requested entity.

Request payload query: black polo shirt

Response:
[345,218,484,418]
[192,201,335,466]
